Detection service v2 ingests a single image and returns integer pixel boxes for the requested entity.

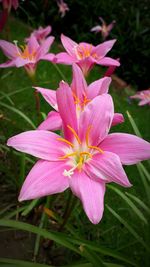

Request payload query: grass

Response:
[0,16,150,266]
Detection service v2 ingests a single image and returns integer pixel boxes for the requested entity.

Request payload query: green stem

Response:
[29,73,41,123]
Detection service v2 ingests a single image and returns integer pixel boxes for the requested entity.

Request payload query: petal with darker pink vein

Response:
[19,160,69,201]
[93,39,116,58]
[100,133,150,165]
[7,130,67,161]
[37,36,55,59]
[61,34,77,56]
[35,87,57,110]
[56,81,78,140]
[71,63,87,102]
[69,170,105,224]
[97,57,120,66]
[0,59,16,68]
[55,52,74,64]
[111,113,124,127]
[79,94,114,145]
[0,40,18,59]
[38,111,62,131]
[85,152,131,187]
[87,76,111,99]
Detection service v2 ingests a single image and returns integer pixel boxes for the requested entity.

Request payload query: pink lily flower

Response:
[35,64,124,131]
[57,0,69,18]
[0,0,19,12]
[91,17,116,40]
[7,90,150,224]
[0,35,55,77]
[55,34,120,76]
[25,26,52,44]
[130,89,150,106]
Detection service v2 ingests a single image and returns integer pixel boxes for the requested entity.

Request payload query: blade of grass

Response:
[126,192,150,215]
[0,257,53,267]
[126,110,142,137]
[106,204,150,252]
[138,162,150,182]
[0,91,14,105]
[0,86,31,100]
[107,184,148,225]
[137,164,150,203]
[21,199,40,216]
[0,101,36,129]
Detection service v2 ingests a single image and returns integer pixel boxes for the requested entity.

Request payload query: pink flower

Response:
[130,89,150,106]
[0,0,19,12]
[35,64,124,131]
[57,0,69,18]
[25,26,52,44]
[7,90,150,224]
[0,35,55,77]
[56,34,120,76]
[91,17,116,40]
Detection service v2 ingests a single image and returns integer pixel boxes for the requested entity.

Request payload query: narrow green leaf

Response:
[107,184,148,224]
[22,199,40,216]
[0,86,31,100]
[126,192,150,215]
[0,91,14,105]
[126,111,142,137]
[137,164,150,203]
[138,162,150,182]
[0,101,36,129]
[106,204,150,252]
[0,257,53,267]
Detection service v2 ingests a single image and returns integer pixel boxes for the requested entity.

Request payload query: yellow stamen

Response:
[57,137,74,148]
[80,151,92,158]
[67,125,81,144]
[85,125,92,146]
[59,152,77,159]
[88,145,104,154]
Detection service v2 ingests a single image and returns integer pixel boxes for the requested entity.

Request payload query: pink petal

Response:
[111,113,124,127]
[85,152,131,187]
[27,35,39,53]
[56,81,78,141]
[87,77,111,99]
[34,87,57,110]
[0,59,16,68]
[90,25,102,33]
[61,34,78,56]
[7,130,67,161]
[69,170,105,224]
[37,36,55,59]
[19,160,69,201]
[71,63,88,102]
[139,99,150,106]
[92,40,116,58]
[77,57,94,76]
[100,133,150,165]
[55,52,74,64]
[79,94,114,145]
[0,40,18,59]
[97,57,120,66]
[38,111,62,131]
[40,53,55,62]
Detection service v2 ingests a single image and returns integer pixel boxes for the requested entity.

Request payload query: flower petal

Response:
[87,77,111,99]
[7,130,67,161]
[38,111,62,131]
[19,160,69,201]
[97,57,120,66]
[40,53,55,62]
[0,40,18,59]
[100,133,150,165]
[37,36,55,59]
[55,52,74,64]
[85,152,131,187]
[34,87,57,110]
[79,94,114,145]
[27,35,39,53]
[56,81,78,140]
[61,34,78,56]
[69,170,105,224]
[93,40,116,58]
[111,113,124,127]
[71,63,88,102]
[0,59,16,68]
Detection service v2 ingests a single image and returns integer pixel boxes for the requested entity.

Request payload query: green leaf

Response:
[106,204,150,252]
[126,111,142,137]
[138,162,150,182]
[0,101,36,129]
[107,184,148,225]
[21,199,40,216]
[0,257,53,267]
[126,192,150,215]
[0,91,14,105]
[137,164,150,203]
[0,86,31,100]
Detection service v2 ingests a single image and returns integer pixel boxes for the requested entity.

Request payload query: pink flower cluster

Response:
[1,26,150,224]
